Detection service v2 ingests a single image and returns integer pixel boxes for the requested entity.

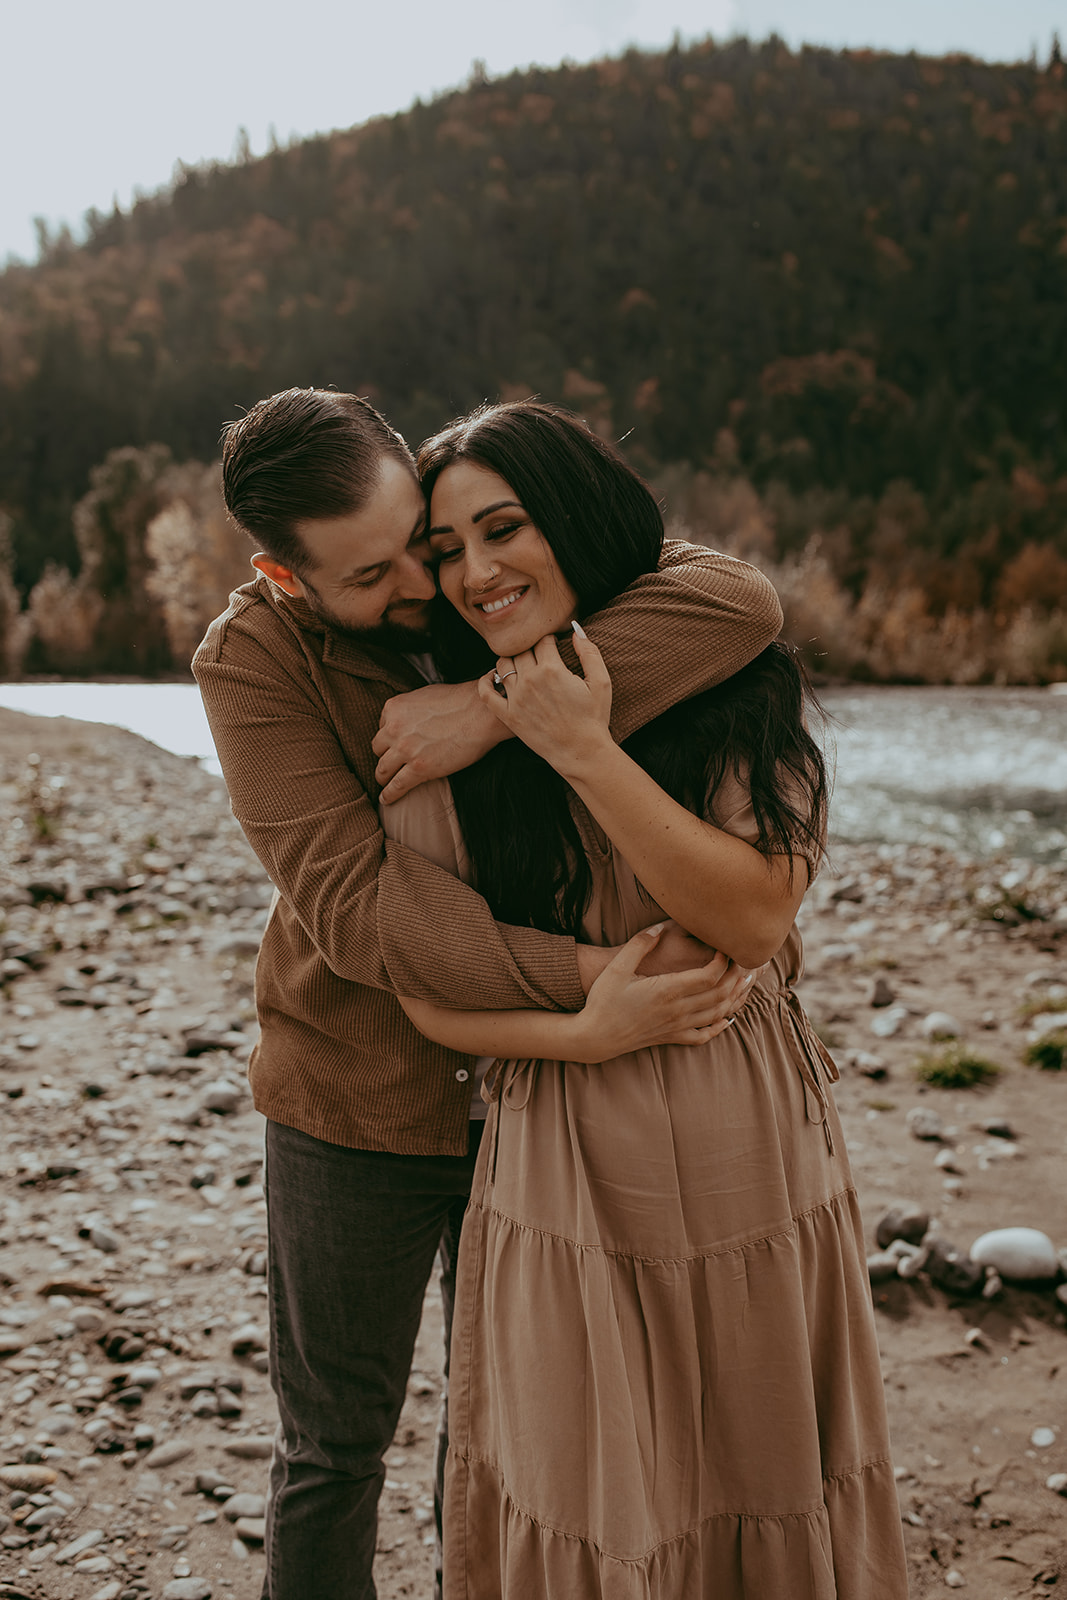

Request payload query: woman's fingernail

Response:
[571,619,588,639]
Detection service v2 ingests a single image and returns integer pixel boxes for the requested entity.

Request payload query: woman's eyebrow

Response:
[429,499,524,537]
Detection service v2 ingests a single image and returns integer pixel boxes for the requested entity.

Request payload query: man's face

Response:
[291,457,435,648]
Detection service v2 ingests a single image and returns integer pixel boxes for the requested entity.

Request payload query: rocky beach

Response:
[1,705,1066,1600]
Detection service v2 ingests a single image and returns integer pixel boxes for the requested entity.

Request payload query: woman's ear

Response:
[252,554,305,598]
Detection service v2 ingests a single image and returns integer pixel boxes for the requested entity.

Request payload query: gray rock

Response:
[224,1436,274,1459]
[867,1252,901,1284]
[195,1470,235,1496]
[53,1527,106,1563]
[162,1581,213,1600]
[190,1391,218,1417]
[1032,1426,1057,1448]
[125,1364,162,1390]
[1048,1473,1067,1495]
[89,1224,120,1254]
[200,1082,242,1115]
[24,1504,65,1529]
[970,1227,1060,1282]
[922,1011,963,1040]
[230,1323,268,1358]
[871,1006,909,1039]
[924,1238,985,1296]
[223,1493,266,1521]
[144,1440,195,1470]
[875,1204,930,1250]
[234,1516,265,1544]
[980,1117,1016,1139]
[869,977,896,1008]
[905,1107,944,1142]
[70,1307,106,1333]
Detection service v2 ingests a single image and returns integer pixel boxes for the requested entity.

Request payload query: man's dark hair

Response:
[220,388,416,575]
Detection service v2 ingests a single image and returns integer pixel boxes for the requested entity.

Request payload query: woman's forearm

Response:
[398,995,601,1062]
[559,737,806,968]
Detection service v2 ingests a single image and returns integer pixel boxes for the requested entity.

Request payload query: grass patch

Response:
[1024,1031,1067,1071]
[913,1043,1000,1089]
[865,1098,897,1113]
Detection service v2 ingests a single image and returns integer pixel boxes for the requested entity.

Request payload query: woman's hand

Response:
[570,923,757,1059]
[478,624,614,775]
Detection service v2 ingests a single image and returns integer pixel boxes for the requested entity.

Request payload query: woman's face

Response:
[428,460,578,656]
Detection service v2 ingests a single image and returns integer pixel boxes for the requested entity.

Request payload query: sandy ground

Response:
[1,707,1066,1600]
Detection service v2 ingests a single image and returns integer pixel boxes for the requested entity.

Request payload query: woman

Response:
[386,402,908,1599]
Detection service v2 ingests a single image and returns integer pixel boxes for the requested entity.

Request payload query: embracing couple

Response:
[193,389,908,1600]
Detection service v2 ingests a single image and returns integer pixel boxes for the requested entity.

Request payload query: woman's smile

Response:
[428,460,578,653]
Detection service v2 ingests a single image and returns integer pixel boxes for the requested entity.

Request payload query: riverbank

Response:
[1,708,1066,1599]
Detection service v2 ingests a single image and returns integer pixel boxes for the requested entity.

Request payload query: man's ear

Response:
[252,554,305,598]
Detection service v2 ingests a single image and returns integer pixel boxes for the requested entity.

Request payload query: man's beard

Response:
[302,587,432,652]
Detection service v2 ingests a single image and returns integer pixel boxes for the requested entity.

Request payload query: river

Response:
[2,682,1065,863]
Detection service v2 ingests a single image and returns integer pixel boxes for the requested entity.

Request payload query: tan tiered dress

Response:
[384,776,908,1600]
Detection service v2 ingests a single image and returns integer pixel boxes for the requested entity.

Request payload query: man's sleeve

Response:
[579,542,783,743]
[194,625,585,1013]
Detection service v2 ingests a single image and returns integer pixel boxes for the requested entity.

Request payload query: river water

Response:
[2,682,1066,863]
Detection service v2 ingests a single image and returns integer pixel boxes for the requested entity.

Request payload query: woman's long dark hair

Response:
[417,401,827,937]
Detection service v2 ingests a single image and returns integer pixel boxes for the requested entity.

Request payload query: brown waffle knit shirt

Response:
[192,544,782,1155]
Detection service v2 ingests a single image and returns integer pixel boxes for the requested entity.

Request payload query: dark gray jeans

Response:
[261,1118,483,1600]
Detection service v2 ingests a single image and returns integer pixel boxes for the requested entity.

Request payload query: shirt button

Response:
[455,1069,470,1082]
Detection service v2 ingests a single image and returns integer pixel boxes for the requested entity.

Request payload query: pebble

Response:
[200,1082,242,1115]
[222,1492,266,1520]
[1031,1427,1057,1448]
[0,1464,58,1490]
[866,1252,901,1284]
[924,1238,985,1295]
[922,1011,962,1040]
[869,976,896,1008]
[871,1005,909,1038]
[89,1584,123,1600]
[161,1581,213,1600]
[970,1228,1060,1282]
[979,1117,1015,1140]
[234,1515,265,1543]
[876,1205,930,1248]
[944,1572,965,1589]
[224,1436,274,1459]
[70,1307,106,1333]
[145,1441,196,1470]
[230,1323,268,1357]
[905,1107,944,1142]
[1048,1473,1067,1495]
[54,1527,106,1563]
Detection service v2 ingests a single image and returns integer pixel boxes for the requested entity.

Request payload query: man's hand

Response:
[373,682,511,803]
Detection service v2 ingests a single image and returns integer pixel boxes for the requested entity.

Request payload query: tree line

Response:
[0,34,1065,678]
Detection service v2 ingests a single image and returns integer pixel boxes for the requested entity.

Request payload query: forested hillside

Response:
[1,35,1066,678]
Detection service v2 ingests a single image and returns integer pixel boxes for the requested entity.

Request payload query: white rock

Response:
[922,1012,962,1040]
[970,1228,1059,1282]
[944,1572,965,1589]
[1031,1426,1057,1448]
[871,1005,909,1038]
[1047,1473,1067,1495]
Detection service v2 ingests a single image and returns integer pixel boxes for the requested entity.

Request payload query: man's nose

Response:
[398,550,436,601]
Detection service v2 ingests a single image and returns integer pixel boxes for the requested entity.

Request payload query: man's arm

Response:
[193,617,586,1014]
[374,543,782,800]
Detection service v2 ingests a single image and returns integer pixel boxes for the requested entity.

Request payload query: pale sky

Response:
[2,0,1064,264]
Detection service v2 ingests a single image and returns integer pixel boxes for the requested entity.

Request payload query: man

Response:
[193,387,783,1600]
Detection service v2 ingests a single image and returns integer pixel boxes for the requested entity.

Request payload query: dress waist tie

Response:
[481,1058,537,1184]
[778,986,839,1156]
